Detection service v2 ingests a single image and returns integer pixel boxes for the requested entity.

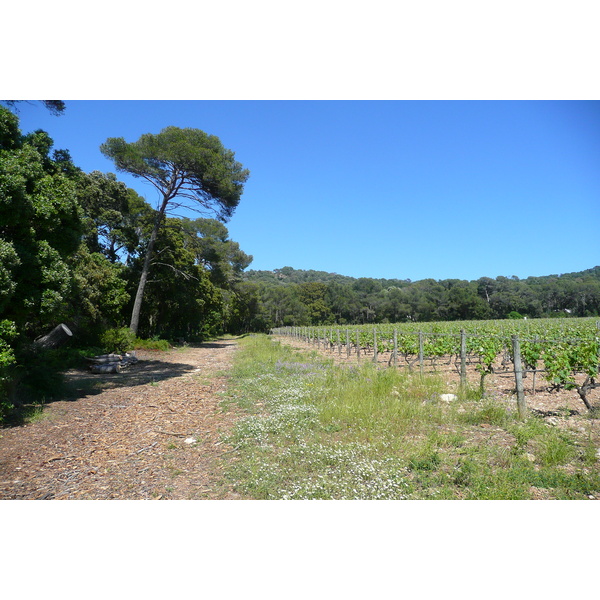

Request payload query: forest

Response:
[241,265,600,329]
[1,102,599,418]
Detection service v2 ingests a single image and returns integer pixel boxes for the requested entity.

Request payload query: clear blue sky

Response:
[12,100,600,282]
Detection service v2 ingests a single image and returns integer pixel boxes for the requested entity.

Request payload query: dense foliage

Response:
[0,107,253,418]
[241,266,600,330]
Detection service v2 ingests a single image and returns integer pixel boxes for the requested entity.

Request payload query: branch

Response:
[150,262,199,281]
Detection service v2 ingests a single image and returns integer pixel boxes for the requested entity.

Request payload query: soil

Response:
[0,339,243,500]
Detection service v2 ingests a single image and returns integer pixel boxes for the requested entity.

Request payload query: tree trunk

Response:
[129,196,170,336]
[33,323,73,350]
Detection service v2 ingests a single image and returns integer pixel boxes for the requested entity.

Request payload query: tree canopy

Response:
[100,126,249,221]
[100,126,250,334]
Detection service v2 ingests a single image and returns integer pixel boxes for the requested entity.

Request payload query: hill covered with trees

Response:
[239,265,600,329]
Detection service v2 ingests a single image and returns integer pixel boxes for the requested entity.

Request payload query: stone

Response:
[440,393,458,403]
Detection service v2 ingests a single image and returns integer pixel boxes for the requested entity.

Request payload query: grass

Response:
[133,337,172,351]
[221,335,600,500]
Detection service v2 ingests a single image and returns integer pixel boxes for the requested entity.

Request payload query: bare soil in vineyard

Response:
[273,335,600,434]
[0,339,244,500]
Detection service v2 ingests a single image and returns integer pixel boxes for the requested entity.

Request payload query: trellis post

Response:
[373,327,378,364]
[512,335,526,419]
[460,329,467,389]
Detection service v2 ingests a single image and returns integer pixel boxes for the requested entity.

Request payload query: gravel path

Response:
[0,339,243,500]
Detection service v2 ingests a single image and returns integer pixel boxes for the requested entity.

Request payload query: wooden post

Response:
[346,329,351,358]
[460,329,467,389]
[337,329,341,355]
[373,327,378,364]
[356,331,361,361]
[418,331,424,375]
[532,335,538,394]
[393,329,398,367]
[512,335,526,419]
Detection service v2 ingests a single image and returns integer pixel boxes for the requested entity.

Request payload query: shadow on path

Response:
[63,339,239,401]
[1,339,240,427]
[62,358,198,400]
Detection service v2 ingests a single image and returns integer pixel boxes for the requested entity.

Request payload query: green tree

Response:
[68,245,130,343]
[179,218,252,288]
[298,282,334,325]
[100,126,249,335]
[446,281,492,320]
[0,108,83,336]
[225,282,268,334]
[126,218,223,339]
[76,171,152,263]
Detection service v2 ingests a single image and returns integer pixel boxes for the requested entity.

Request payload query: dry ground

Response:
[0,338,243,500]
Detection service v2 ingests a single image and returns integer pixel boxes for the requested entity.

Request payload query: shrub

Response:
[0,320,18,423]
[133,337,171,351]
[100,327,135,354]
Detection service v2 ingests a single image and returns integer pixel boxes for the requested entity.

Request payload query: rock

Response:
[440,393,458,403]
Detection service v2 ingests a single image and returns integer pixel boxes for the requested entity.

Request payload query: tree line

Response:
[238,265,600,330]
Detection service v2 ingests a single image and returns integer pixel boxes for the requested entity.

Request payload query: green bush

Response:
[100,327,135,354]
[0,320,18,423]
[133,337,171,351]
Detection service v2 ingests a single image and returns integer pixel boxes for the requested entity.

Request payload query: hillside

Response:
[239,265,600,330]
[244,265,600,287]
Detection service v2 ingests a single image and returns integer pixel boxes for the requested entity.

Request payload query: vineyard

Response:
[272,318,600,415]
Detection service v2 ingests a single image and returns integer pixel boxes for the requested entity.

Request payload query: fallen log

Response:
[34,323,73,350]
[90,363,122,374]
[87,351,138,374]
[86,354,123,364]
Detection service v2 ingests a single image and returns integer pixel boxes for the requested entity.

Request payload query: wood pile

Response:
[86,352,139,374]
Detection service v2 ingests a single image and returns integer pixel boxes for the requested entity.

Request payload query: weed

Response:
[459,401,510,427]
[408,451,441,472]
[535,431,576,466]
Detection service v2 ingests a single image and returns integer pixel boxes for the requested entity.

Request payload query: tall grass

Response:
[222,335,600,500]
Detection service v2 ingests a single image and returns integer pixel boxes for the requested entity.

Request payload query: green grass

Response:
[221,335,600,500]
[133,337,172,351]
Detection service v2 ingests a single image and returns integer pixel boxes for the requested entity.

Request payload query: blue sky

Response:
[12,100,599,283]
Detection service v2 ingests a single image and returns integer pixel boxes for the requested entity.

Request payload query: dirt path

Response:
[0,339,243,500]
